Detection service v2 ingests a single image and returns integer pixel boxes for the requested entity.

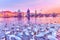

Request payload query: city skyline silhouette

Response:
[0,0,60,13]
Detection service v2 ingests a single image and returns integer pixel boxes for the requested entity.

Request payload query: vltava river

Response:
[0,17,60,24]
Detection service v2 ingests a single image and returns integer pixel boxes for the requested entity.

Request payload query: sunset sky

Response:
[0,0,60,13]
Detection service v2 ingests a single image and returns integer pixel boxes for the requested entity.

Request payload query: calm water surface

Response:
[0,17,60,40]
[0,17,60,24]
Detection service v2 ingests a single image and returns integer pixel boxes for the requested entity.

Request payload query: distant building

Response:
[35,10,37,24]
[50,13,57,17]
[27,9,30,21]
[35,10,37,17]
[35,10,37,14]
[52,13,57,17]
[44,14,50,17]
[17,9,22,18]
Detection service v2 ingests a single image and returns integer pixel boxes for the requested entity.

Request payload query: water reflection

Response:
[0,17,60,40]
[0,17,60,24]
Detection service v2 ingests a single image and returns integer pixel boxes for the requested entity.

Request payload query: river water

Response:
[0,17,60,40]
[0,17,60,24]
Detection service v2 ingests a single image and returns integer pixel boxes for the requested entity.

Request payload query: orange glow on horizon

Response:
[40,7,60,14]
